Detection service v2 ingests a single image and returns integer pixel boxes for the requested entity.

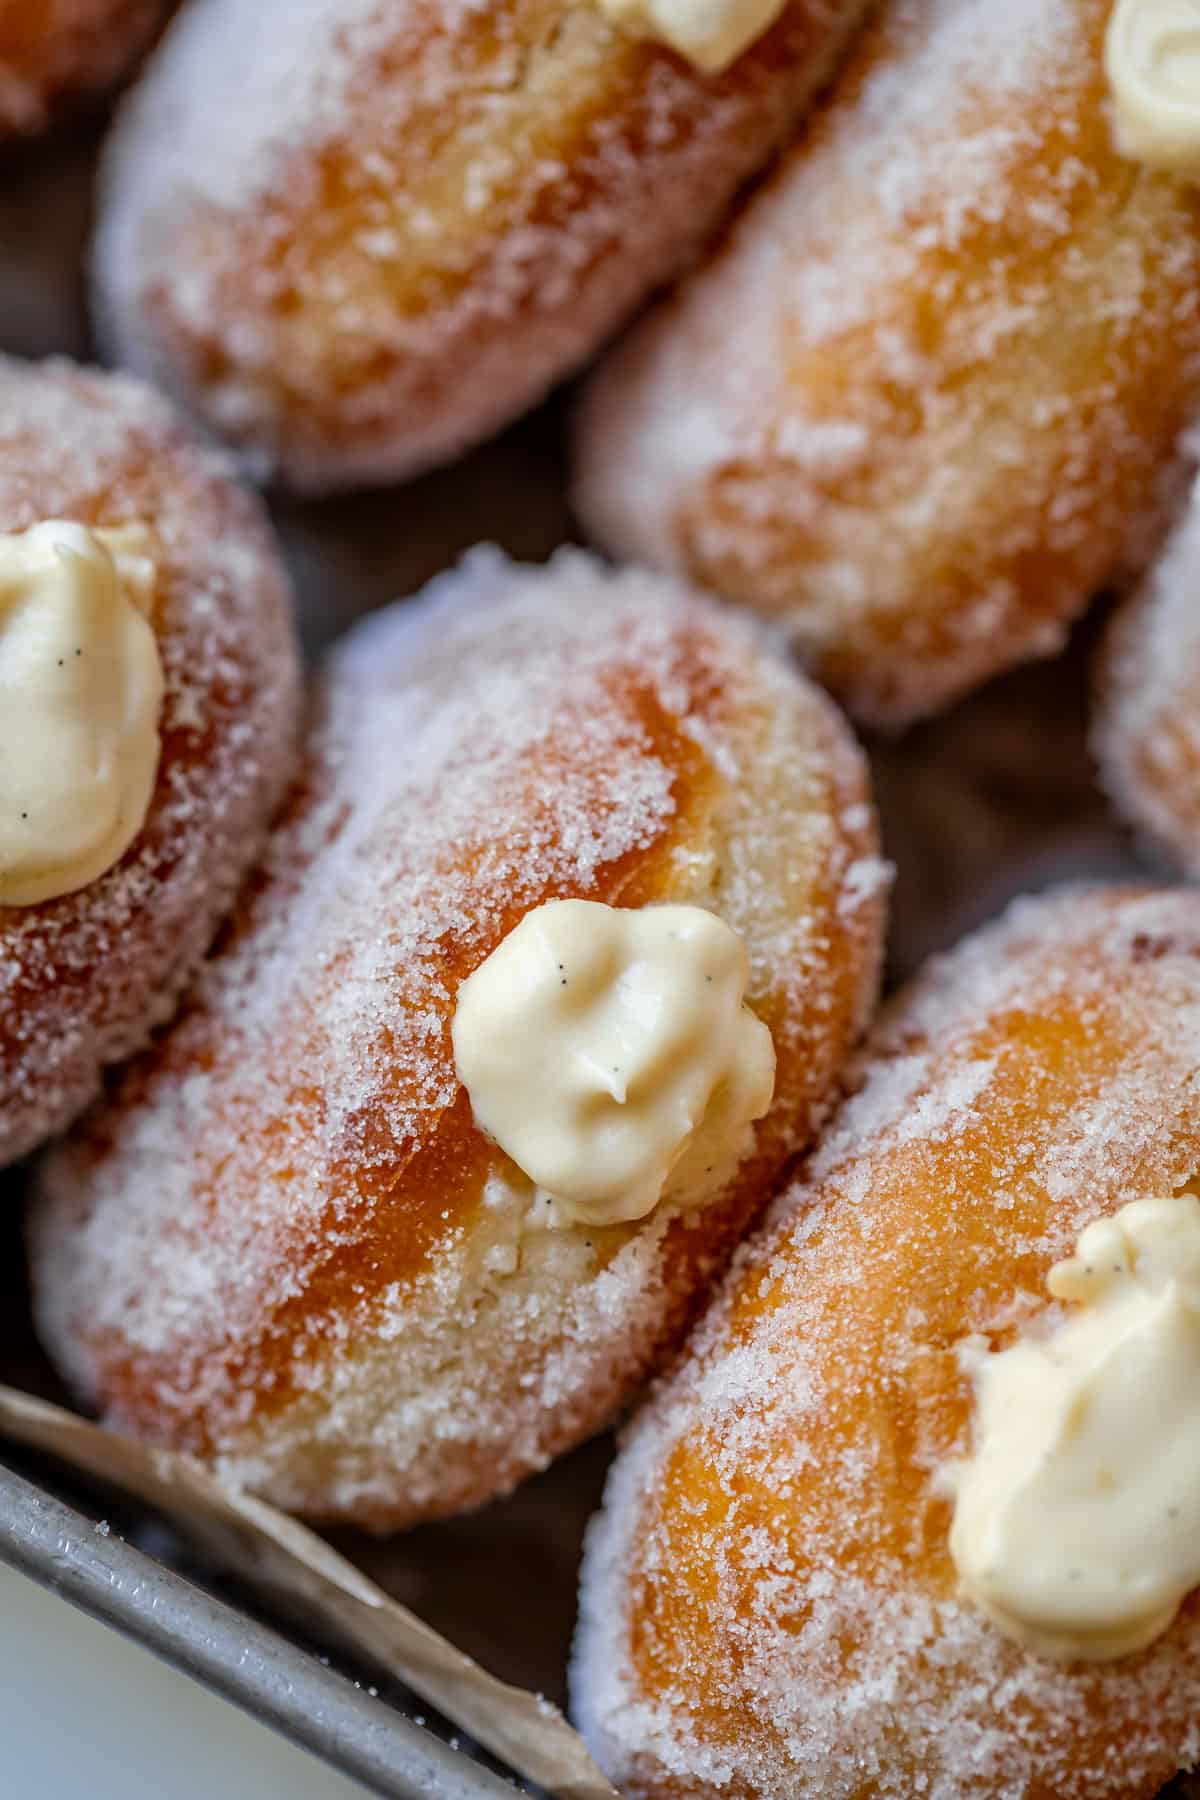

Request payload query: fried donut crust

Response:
[1094,478,1200,878]
[28,548,885,1532]
[0,0,172,138]
[574,0,1200,729]
[92,0,871,494]
[573,885,1200,1800]
[0,354,300,1169]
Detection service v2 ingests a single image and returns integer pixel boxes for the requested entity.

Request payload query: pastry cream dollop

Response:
[451,899,775,1228]
[0,519,162,907]
[596,0,785,75]
[1106,0,1200,177]
[949,1192,1200,1661]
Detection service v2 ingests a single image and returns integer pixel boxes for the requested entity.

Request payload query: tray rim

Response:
[0,1457,516,1800]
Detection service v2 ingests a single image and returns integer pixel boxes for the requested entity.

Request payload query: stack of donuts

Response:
[11,0,1200,1792]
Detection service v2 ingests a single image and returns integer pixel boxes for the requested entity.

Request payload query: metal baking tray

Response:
[0,1446,523,1800]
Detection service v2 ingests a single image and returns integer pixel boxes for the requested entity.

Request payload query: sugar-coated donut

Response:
[0,354,300,1169]
[574,0,1200,730]
[28,547,885,1532]
[0,0,172,138]
[1094,477,1200,878]
[92,0,871,495]
[573,885,1200,1800]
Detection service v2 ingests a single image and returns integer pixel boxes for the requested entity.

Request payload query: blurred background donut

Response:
[574,0,1200,728]
[1095,476,1200,881]
[92,0,871,493]
[0,0,174,139]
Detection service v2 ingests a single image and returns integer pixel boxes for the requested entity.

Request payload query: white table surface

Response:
[0,1559,369,1798]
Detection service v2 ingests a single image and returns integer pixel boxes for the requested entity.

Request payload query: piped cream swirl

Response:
[452,899,775,1228]
[0,519,162,907]
[1106,0,1200,176]
[950,1192,1200,1661]
[596,0,785,75]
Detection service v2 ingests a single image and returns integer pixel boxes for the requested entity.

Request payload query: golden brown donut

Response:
[0,0,172,138]
[1094,477,1200,877]
[27,547,885,1531]
[91,0,871,494]
[0,354,300,1169]
[573,884,1200,1800]
[574,0,1200,729]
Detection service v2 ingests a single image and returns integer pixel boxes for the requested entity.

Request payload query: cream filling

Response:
[1106,0,1200,176]
[596,0,785,75]
[451,899,775,1228]
[949,1193,1200,1661]
[0,519,162,907]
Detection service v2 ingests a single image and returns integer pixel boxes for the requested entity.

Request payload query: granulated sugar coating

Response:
[575,0,1200,728]
[574,886,1200,1800]
[0,354,300,1169]
[29,547,885,1532]
[91,0,870,494]
[1095,473,1200,880]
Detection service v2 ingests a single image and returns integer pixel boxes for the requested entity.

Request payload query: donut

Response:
[0,354,300,1169]
[0,0,172,139]
[91,0,871,495]
[573,0,1200,730]
[573,884,1200,1800]
[1094,475,1200,878]
[27,547,885,1532]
